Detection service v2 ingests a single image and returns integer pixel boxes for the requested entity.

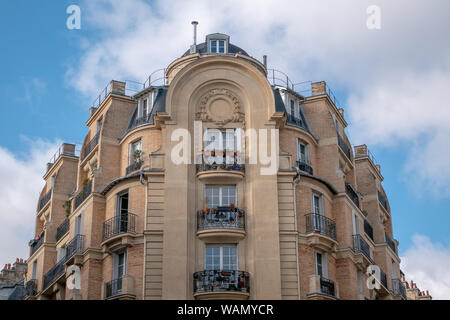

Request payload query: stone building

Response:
[401,271,432,300]
[24,27,406,300]
[0,259,27,300]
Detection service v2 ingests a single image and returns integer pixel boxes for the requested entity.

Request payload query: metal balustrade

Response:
[56,219,69,242]
[305,213,337,241]
[297,160,313,175]
[105,277,123,298]
[197,208,245,231]
[38,189,52,212]
[102,212,137,242]
[345,183,359,208]
[29,232,45,256]
[196,154,245,173]
[378,190,388,211]
[126,160,142,175]
[320,277,336,297]
[193,270,250,294]
[73,180,92,210]
[364,219,374,241]
[81,131,100,161]
[286,113,307,130]
[392,278,407,299]
[25,279,37,297]
[353,234,373,263]
[385,232,397,254]
[338,133,352,160]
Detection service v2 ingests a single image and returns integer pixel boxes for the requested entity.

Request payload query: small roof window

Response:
[206,33,229,54]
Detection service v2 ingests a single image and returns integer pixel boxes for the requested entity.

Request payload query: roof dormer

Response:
[206,33,230,54]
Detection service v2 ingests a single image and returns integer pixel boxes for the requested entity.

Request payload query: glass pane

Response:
[211,40,217,53]
[219,40,225,53]
[205,186,220,208]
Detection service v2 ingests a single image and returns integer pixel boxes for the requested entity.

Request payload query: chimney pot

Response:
[190,21,199,54]
[263,55,267,69]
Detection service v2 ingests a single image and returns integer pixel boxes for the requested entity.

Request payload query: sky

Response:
[0,0,449,298]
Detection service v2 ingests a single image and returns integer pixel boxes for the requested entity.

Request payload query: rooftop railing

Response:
[102,212,137,242]
[305,213,337,241]
[73,180,92,211]
[297,160,313,175]
[197,207,245,231]
[38,189,52,212]
[193,270,250,294]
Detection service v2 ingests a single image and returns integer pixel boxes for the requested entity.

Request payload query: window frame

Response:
[204,244,238,271]
[204,185,237,208]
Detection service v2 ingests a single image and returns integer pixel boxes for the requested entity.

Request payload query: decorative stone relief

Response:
[196,88,245,126]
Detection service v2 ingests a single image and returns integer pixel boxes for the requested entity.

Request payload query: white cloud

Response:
[67,0,450,196]
[401,235,450,300]
[0,138,60,266]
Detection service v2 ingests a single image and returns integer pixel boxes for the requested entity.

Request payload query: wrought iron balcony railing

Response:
[286,113,307,130]
[126,160,142,175]
[73,180,92,211]
[305,213,337,241]
[29,232,45,256]
[392,278,407,299]
[380,268,388,289]
[193,270,250,294]
[130,115,152,130]
[25,279,38,297]
[353,234,373,263]
[56,219,69,242]
[364,219,374,241]
[197,207,245,231]
[43,235,84,291]
[345,183,359,208]
[378,190,388,211]
[81,131,100,161]
[337,133,352,160]
[102,212,137,242]
[385,232,397,254]
[196,153,245,173]
[38,189,52,212]
[105,277,123,299]
[297,160,313,175]
[320,276,336,297]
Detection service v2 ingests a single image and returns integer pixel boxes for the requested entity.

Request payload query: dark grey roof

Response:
[183,42,249,57]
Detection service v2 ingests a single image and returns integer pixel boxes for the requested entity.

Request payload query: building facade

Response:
[24,31,407,300]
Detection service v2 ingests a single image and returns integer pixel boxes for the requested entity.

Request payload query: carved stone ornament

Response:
[196,88,245,126]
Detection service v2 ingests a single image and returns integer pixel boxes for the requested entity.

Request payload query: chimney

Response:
[263,55,267,69]
[7,264,11,269]
[16,258,19,263]
[20,258,23,263]
[190,21,199,54]
[426,290,429,296]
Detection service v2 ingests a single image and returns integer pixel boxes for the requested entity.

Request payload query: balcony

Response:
[353,234,374,265]
[38,189,52,212]
[125,160,142,175]
[378,190,388,211]
[102,212,137,252]
[304,213,337,251]
[385,232,397,255]
[73,180,92,211]
[297,160,313,175]
[81,131,100,161]
[29,231,45,257]
[24,279,38,299]
[193,270,250,300]
[345,183,359,208]
[56,219,69,242]
[337,133,352,161]
[129,115,152,131]
[392,278,407,299]
[307,274,338,300]
[196,153,245,181]
[104,275,136,300]
[364,219,374,241]
[196,207,246,241]
[42,235,84,292]
[286,113,308,131]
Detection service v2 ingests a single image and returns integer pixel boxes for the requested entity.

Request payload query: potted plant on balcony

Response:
[62,200,71,217]
[133,149,142,163]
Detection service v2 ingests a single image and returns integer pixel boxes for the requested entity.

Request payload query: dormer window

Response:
[210,40,226,53]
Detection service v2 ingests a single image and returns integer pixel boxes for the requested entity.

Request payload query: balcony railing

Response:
[378,190,388,211]
[73,180,92,210]
[130,115,152,130]
[345,183,359,208]
[105,277,123,299]
[193,270,250,294]
[353,234,373,263]
[43,235,84,290]
[126,160,142,175]
[364,219,374,241]
[197,207,245,231]
[196,153,245,173]
[305,213,337,241]
[56,219,69,242]
[380,268,388,289]
[297,160,313,175]
[286,113,307,130]
[29,232,45,256]
[337,133,352,161]
[320,276,336,297]
[25,279,37,297]
[81,131,100,161]
[38,189,52,212]
[385,232,397,254]
[102,212,137,242]
[392,278,407,299]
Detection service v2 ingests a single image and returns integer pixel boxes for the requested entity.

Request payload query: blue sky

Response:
[1,0,449,298]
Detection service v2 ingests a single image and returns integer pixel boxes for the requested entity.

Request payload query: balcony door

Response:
[205,185,237,208]
[205,245,238,271]
[352,211,360,236]
[116,192,129,234]
[113,251,127,293]
[315,251,328,278]
[311,192,325,232]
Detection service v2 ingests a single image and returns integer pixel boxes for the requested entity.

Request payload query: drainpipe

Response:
[294,168,301,299]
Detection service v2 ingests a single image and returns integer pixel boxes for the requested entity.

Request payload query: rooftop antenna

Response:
[190,21,199,54]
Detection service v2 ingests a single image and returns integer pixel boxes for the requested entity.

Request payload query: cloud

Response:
[401,235,450,300]
[0,138,60,266]
[67,0,450,196]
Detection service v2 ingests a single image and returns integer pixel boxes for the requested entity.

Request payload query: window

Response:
[311,192,323,215]
[315,251,328,278]
[205,245,237,271]
[96,117,102,133]
[392,260,397,279]
[116,192,129,233]
[210,40,226,53]
[75,213,83,235]
[57,246,66,262]
[290,100,295,116]
[32,260,37,279]
[204,129,236,151]
[113,251,127,280]
[141,99,148,118]
[205,185,237,208]
[297,140,310,164]
[50,175,56,188]
[353,211,360,235]
[129,139,142,165]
